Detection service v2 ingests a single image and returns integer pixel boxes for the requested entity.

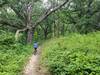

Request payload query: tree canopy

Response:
[0,0,100,43]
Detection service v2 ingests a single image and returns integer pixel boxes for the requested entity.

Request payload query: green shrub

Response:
[0,30,33,75]
[0,30,15,45]
[41,32,100,75]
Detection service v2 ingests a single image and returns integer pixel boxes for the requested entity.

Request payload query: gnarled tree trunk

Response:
[27,28,35,44]
[27,29,33,44]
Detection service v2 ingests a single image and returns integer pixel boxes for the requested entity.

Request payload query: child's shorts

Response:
[34,48,37,50]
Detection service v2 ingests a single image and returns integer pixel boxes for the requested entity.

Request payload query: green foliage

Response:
[41,32,100,75]
[66,0,100,33]
[0,31,33,75]
[16,32,27,45]
[34,31,38,42]
[0,30,15,45]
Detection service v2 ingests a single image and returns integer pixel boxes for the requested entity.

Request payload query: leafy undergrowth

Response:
[41,32,100,75]
[0,31,33,75]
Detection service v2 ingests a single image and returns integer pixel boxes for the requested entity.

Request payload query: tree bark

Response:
[44,29,48,39]
[44,31,47,39]
[27,28,33,44]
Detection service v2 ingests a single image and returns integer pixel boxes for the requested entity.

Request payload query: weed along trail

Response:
[23,47,46,75]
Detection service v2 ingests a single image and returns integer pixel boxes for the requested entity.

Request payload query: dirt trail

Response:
[23,47,48,75]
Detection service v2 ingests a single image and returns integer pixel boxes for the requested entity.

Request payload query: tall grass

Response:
[41,32,100,75]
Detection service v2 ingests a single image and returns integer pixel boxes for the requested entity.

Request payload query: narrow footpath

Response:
[23,47,49,75]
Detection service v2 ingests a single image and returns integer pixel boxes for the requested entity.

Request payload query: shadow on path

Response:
[23,47,48,75]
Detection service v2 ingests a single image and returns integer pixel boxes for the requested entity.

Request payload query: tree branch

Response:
[15,0,69,33]
[10,5,26,23]
[0,19,25,29]
[0,0,7,7]
[33,0,69,28]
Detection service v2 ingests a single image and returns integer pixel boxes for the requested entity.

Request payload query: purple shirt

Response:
[34,43,38,48]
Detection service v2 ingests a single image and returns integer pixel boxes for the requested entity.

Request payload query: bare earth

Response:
[23,47,49,75]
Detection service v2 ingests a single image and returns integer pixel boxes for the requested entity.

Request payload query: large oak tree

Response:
[0,0,69,44]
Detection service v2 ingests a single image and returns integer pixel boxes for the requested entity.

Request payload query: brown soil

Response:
[23,47,50,75]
